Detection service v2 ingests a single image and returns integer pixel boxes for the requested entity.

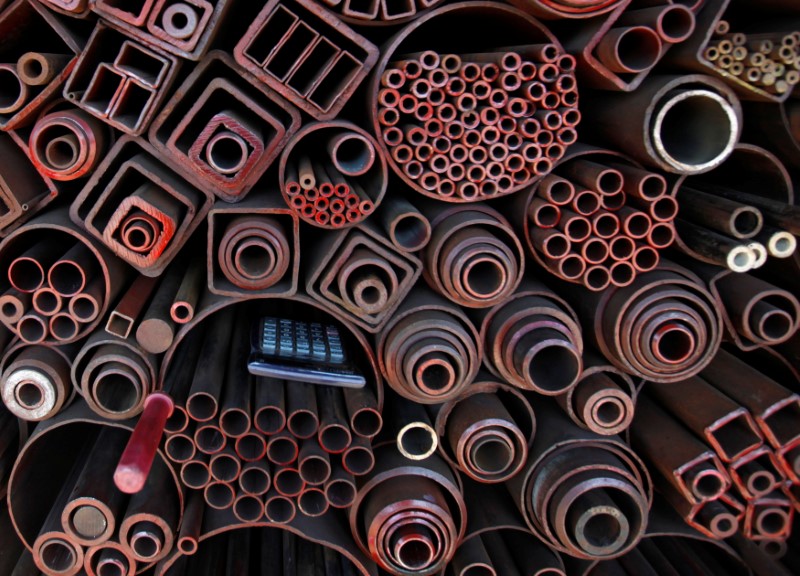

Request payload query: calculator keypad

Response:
[260,317,346,364]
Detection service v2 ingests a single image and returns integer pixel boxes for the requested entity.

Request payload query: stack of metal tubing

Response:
[10,423,181,576]
[162,307,381,523]
[1,1,800,576]
[675,181,799,272]
[634,348,800,546]
[281,122,386,228]
[526,157,677,290]
[706,21,800,96]
[377,46,579,201]
[0,239,106,344]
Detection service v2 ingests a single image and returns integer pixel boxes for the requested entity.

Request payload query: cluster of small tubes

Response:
[378,47,579,201]
[0,239,103,344]
[1,1,800,576]
[162,308,382,523]
[528,158,676,290]
[283,127,381,228]
[706,21,800,96]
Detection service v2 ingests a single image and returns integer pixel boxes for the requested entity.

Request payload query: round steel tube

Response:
[218,216,290,291]
[0,64,28,114]
[161,2,199,40]
[596,26,662,74]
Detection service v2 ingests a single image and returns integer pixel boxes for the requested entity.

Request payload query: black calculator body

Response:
[248,317,366,388]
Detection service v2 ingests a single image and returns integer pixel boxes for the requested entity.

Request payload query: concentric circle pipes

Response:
[555,264,722,383]
[377,288,481,404]
[349,444,467,576]
[435,379,535,483]
[507,405,652,561]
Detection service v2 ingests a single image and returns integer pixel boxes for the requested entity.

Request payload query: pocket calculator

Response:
[247,317,366,388]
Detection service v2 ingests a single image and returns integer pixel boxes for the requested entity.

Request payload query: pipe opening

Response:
[393,214,430,251]
[45,136,80,170]
[594,398,624,427]
[205,483,235,509]
[352,409,382,438]
[300,456,330,485]
[298,489,327,516]
[653,323,694,364]
[95,373,139,413]
[51,315,78,340]
[748,471,775,495]
[396,537,434,570]
[655,90,737,171]
[181,462,210,489]
[10,259,44,292]
[692,471,725,500]
[266,496,295,523]
[235,495,264,522]
[211,454,239,482]
[195,426,225,453]
[275,468,304,496]
[16,381,44,408]
[464,259,505,298]
[71,295,99,321]
[162,3,199,39]
[220,409,250,437]
[545,234,570,258]
[528,345,580,393]
[255,406,285,435]
[399,424,437,458]
[288,411,318,438]
[640,174,667,200]
[40,540,77,573]
[471,437,513,474]
[1,301,20,319]
[131,525,163,559]
[268,437,297,464]
[320,425,350,453]
[240,467,270,495]
[332,135,374,175]
[344,446,374,475]
[187,393,217,421]
[660,5,695,43]
[758,510,788,536]
[206,132,249,175]
[50,261,84,296]
[327,480,356,507]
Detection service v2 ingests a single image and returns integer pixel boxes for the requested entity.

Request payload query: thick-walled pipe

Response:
[217,216,291,291]
[580,75,742,175]
[1,345,72,421]
[558,360,635,436]
[714,273,800,346]
[444,389,528,483]
[478,286,583,395]
[351,446,467,576]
